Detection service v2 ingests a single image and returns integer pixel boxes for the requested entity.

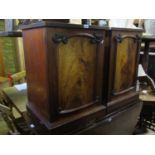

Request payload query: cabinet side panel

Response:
[22,28,50,120]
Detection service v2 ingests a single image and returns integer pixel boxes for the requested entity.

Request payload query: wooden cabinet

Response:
[21,22,143,134]
[22,22,107,133]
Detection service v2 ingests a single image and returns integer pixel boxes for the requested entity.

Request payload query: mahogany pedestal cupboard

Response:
[21,21,143,134]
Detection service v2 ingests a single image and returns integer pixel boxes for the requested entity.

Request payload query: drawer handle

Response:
[115,34,141,43]
[52,33,104,44]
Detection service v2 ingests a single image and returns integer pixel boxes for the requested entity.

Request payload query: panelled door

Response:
[108,30,141,100]
[48,29,106,117]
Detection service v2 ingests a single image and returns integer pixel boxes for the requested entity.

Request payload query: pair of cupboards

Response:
[22,22,142,133]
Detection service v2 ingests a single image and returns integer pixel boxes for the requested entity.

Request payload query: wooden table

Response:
[138,92,155,131]
[140,93,155,105]
[1,83,38,134]
[2,84,28,118]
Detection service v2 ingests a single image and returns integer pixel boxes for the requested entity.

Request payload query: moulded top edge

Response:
[20,21,144,32]
[109,27,144,32]
[20,21,109,30]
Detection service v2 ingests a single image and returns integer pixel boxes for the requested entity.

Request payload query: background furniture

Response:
[0,76,9,88]
[2,84,27,117]
[0,70,28,134]
[0,81,27,134]
[134,26,155,133]
[10,70,26,85]
[0,19,25,77]
[140,36,155,86]
[141,36,155,72]
[0,76,10,100]
[0,100,19,134]
[139,91,155,132]
[1,83,34,134]
[21,21,143,134]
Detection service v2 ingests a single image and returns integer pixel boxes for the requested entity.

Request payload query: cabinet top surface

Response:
[20,21,143,32]
[20,21,108,30]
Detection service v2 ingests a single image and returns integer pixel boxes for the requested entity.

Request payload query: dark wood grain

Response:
[106,30,142,113]
[58,37,97,111]
[46,28,105,118]
[108,31,142,98]
[22,28,50,120]
[114,38,137,93]
[22,25,106,123]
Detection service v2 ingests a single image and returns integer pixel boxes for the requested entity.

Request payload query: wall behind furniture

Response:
[0,19,25,77]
